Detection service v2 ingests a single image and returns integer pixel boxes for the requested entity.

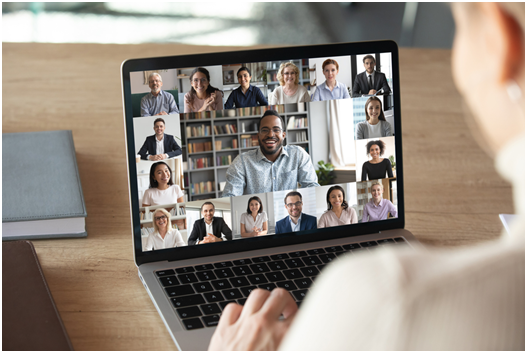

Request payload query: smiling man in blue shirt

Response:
[222,110,319,197]
[224,67,268,109]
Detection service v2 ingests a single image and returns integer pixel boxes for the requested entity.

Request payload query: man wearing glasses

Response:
[275,191,317,234]
[222,110,319,197]
[141,73,179,116]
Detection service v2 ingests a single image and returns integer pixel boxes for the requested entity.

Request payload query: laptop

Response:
[121,40,417,350]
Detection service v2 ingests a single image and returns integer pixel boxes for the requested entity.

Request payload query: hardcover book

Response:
[2,130,87,240]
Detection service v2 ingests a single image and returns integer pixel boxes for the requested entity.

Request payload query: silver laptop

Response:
[121,41,416,350]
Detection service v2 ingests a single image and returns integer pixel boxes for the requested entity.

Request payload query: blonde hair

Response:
[277,62,299,86]
[152,208,171,233]
[370,181,384,191]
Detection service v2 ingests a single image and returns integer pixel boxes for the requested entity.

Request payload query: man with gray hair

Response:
[140,73,179,116]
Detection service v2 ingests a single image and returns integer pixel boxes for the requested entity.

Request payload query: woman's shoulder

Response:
[297,85,308,93]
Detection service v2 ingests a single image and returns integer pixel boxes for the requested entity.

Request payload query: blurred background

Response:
[2,2,454,48]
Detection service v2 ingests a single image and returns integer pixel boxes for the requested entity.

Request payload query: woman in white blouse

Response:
[142,162,184,207]
[240,196,268,237]
[144,208,185,251]
[268,62,311,105]
[355,96,393,140]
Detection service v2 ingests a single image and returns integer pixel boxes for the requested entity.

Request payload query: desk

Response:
[2,43,513,351]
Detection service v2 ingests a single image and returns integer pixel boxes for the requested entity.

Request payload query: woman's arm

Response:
[385,159,393,178]
[256,221,268,236]
[240,223,257,238]
[350,207,358,224]
[184,93,193,113]
[361,162,368,181]
[383,120,393,137]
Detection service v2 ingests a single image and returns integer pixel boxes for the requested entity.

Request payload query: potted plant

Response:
[316,160,335,186]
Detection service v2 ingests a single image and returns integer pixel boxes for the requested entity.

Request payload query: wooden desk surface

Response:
[2,43,513,351]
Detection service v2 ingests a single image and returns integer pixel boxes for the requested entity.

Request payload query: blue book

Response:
[2,130,87,240]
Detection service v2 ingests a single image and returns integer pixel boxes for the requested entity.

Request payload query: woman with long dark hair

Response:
[184,67,224,112]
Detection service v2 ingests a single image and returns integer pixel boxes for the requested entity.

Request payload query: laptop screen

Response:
[122,41,404,264]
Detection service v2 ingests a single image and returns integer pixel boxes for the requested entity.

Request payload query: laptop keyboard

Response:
[155,237,408,330]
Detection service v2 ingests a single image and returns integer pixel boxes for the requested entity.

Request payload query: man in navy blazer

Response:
[138,117,182,160]
[352,55,391,97]
[275,191,317,234]
[188,202,233,245]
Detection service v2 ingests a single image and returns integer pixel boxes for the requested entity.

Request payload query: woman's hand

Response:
[208,288,298,351]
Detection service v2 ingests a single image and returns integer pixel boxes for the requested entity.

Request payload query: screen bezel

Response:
[121,40,404,266]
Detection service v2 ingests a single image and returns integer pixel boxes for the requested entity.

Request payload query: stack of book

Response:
[188,141,212,153]
[190,181,215,195]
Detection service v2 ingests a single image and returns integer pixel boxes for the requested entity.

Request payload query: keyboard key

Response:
[267,260,287,271]
[182,318,204,330]
[200,303,221,315]
[360,241,379,247]
[265,271,286,282]
[156,269,175,277]
[178,273,198,284]
[203,291,225,303]
[258,283,276,291]
[394,237,407,243]
[171,294,205,308]
[177,306,202,319]
[289,251,307,257]
[294,278,312,289]
[211,279,232,290]
[323,246,343,253]
[219,301,236,310]
[252,256,271,263]
[292,290,308,301]
[250,263,270,273]
[307,248,325,255]
[283,269,303,280]
[175,267,195,274]
[285,258,305,268]
[165,285,195,298]
[159,276,180,287]
[196,270,217,281]
[193,282,213,293]
[377,239,395,245]
[318,253,336,264]
[342,243,361,250]
[276,281,297,291]
[214,268,235,278]
[300,267,319,277]
[240,286,257,297]
[232,266,253,276]
[237,298,247,305]
[302,256,322,266]
[247,274,268,285]
[214,261,233,268]
[229,276,250,288]
[318,264,326,271]
[202,314,221,327]
[223,288,243,300]
[270,253,290,260]
[233,258,253,266]
[195,264,215,271]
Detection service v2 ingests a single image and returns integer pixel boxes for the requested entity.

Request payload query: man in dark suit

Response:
[275,191,317,234]
[352,55,391,97]
[138,117,182,160]
[188,202,233,245]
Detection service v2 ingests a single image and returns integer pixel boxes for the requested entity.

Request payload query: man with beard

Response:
[222,110,319,197]
[140,73,179,116]
[275,191,317,234]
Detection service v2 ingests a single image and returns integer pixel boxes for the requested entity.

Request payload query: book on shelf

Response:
[191,181,215,195]
[189,157,213,170]
[2,130,87,240]
[216,155,233,166]
[232,139,238,149]
[188,141,212,153]
[287,117,307,129]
